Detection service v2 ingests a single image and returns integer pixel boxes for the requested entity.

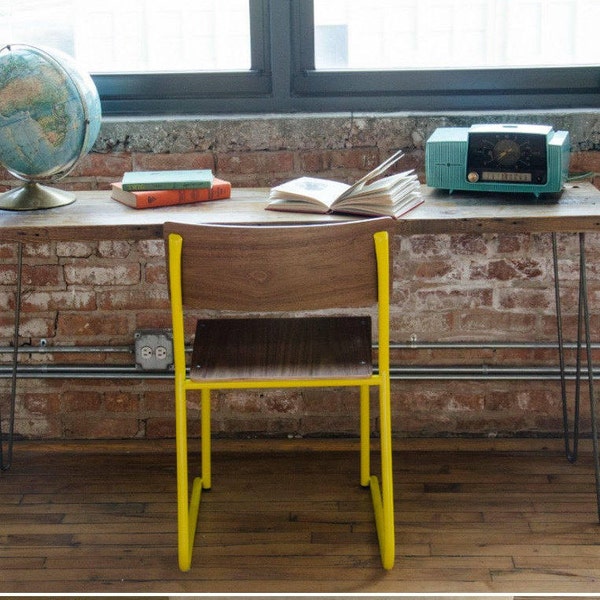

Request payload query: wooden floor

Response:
[1,437,600,594]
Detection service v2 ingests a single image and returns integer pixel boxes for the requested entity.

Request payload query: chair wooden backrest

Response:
[163,218,394,313]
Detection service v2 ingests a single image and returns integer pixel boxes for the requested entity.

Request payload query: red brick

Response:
[56,241,96,258]
[143,390,173,412]
[22,265,62,287]
[569,151,600,173]
[96,288,168,311]
[0,291,13,311]
[64,262,140,286]
[57,313,131,338]
[472,259,543,281]
[0,264,18,286]
[213,416,301,436]
[0,243,16,259]
[14,416,62,438]
[62,390,103,412]
[450,234,488,255]
[329,148,380,171]
[496,233,529,254]
[299,415,358,435]
[137,240,165,258]
[62,416,142,439]
[414,260,458,280]
[132,152,214,171]
[134,312,172,331]
[144,263,167,285]
[218,151,294,175]
[97,240,133,258]
[21,392,61,415]
[457,310,538,337]
[297,150,330,173]
[16,316,57,339]
[71,151,132,178]
[497,288,553,311]
[390,310,454,339]
[21,290,96,312]
[146,418,176,439]
[22,243,53,258]
[105,392,140,413]
[416,288,493,311]
[408,234,449,256]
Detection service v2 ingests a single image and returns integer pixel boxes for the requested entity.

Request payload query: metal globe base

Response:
[0,182,76,211]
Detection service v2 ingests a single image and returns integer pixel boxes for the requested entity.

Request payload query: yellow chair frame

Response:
[164,218,395,571]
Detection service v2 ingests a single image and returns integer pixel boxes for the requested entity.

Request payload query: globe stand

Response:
[0,182,76,211]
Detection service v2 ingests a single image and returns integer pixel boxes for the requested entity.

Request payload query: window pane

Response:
[313,0,600,70]
[0,0,251,73]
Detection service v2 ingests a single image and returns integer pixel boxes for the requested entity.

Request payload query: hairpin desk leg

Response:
[553,232,600,521]
[1,241,21,471]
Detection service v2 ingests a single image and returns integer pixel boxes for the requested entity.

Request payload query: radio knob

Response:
[467,171,479,183]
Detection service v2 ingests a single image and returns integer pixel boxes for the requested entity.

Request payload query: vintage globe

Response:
[0,44,102,210]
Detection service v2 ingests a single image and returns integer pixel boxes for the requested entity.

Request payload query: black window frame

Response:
[94,0,272,115]
[94,0,600,116]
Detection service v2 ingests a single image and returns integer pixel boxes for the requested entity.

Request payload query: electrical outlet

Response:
[134,329,174,371]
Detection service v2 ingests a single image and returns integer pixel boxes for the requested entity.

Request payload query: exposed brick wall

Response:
[1,112,600,440]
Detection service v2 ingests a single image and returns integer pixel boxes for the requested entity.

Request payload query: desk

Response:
[2,182,600,518]
[1,182,600,242]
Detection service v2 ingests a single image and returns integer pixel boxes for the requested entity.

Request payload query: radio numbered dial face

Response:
[466,132,548,185]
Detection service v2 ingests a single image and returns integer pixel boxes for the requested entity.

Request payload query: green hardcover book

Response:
[121,169,213,191]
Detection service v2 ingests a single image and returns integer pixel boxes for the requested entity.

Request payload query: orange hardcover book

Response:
[111,177,231,209]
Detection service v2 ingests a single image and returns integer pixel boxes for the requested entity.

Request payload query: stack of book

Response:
[111,169,231,209]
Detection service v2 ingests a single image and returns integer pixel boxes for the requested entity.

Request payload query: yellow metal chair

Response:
[163,218,396,571]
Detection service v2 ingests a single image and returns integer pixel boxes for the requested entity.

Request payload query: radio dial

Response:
[492,138,521,167]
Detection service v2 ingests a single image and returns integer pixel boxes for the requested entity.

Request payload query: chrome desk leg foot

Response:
[578,233,600,522]
[553,233,581,463]
[553,232,600,521]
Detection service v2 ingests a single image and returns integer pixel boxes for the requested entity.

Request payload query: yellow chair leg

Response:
[359,380,395,570]
[373,377,395,570]
[201,388,212,490]
[177,387,212,571]
[175,380,192,571]
[366,378,394,570]
[360,385,371,487]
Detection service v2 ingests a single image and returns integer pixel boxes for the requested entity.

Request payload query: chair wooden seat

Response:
[190,316,372,382]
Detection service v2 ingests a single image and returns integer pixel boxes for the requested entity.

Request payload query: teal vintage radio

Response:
[425,124,570,196]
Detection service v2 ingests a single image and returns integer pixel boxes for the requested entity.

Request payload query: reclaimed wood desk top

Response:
[1,182,599,242]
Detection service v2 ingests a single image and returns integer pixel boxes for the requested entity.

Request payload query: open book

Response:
[266,150,422,218]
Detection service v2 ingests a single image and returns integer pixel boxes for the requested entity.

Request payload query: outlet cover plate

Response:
[134,329,174,371]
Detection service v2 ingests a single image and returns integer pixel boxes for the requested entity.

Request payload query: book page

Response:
[269,176,350,208]
[335,149,405,203]
[342,171,418,201]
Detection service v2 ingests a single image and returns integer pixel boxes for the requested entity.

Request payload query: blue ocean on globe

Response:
[0,44,102,181]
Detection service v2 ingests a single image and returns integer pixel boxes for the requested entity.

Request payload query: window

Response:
[0,0,269,114]
[2,0,600,115]
[294,0,600,112]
